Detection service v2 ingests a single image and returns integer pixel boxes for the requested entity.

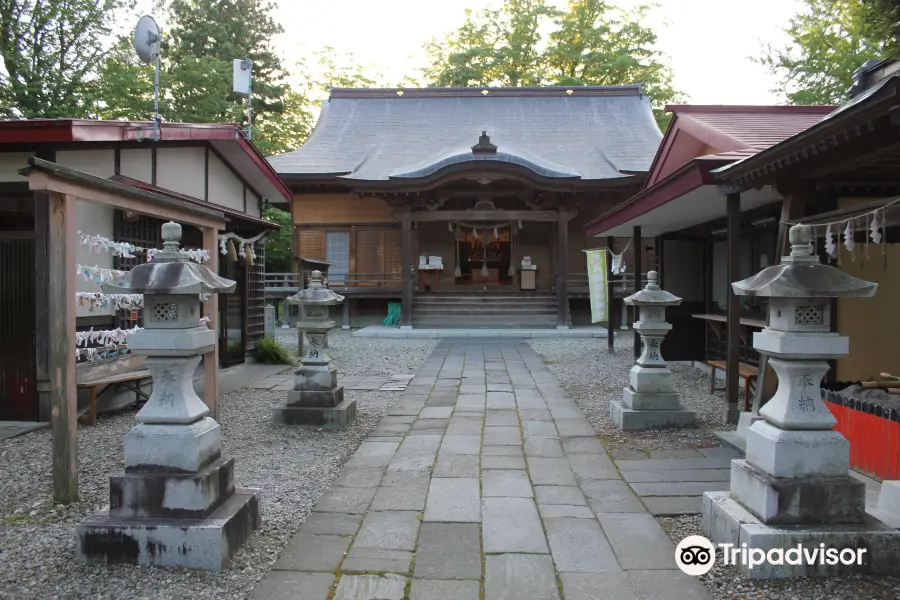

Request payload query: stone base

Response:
[273,397,357,429]
[294,363,338,393]
[124,417,221,473]
[730,459,865,525]
[746,420,850,478]
[286,385,345,408]
[622,386,681,410]
[871,481,900,529]
[110,456,235,519]
[736,412,764,439]
[77,487,261,571]
[702,490,900,579]
[609,399,695,431]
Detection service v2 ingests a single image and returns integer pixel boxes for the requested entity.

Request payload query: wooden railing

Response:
[568,272,650,293]
[264,272,402,296]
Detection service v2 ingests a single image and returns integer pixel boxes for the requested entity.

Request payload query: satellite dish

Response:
[133,15,160,63]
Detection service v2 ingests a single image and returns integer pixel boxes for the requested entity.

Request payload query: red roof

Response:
[585,104,836,237]
[647,105,835,186]
[0,119,291,202]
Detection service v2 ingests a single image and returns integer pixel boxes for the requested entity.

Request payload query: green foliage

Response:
[0,0,134,118]
[421,0,680,130]
[253,336,293,365]
[861,0,900,59]
[262,206,292,273]
[755,0,887,105]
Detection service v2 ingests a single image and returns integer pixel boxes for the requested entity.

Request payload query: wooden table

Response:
[691,313,766,329]
[418,266,443,291]
[77,369,152,426]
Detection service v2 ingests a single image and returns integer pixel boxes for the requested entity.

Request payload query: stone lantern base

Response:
[273,364,357,429]
[703,491,900,579]
[609,365,696,430]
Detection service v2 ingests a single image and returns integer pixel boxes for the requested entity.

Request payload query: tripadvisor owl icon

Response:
[675,535,716,576]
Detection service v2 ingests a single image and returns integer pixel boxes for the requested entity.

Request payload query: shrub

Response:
[253,337,293,365]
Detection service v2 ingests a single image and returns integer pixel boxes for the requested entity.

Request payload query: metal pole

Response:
[153,49,161,141]
[246,60,253,139]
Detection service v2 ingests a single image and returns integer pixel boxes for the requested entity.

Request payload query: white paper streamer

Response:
[843,221,855,255]
[825,223,836,258]
[870,212,883,244]
[75,326,142,348]
[79,231,209,263]
[76,293,144,312]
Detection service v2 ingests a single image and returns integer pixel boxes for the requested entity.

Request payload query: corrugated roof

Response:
[268,86,663,184]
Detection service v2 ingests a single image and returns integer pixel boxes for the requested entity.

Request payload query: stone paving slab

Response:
[252,339,711,600]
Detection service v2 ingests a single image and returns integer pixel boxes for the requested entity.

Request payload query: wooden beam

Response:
[725,193,741,425]
[606,235,615,353]
[633,225,642,359]
[202,227,220,420]
[34,192,51,421]
[49,192,77,503]
[557,210,569,327]
[401,211,413,327]
[410,210,572,223]
[27,170,225,230]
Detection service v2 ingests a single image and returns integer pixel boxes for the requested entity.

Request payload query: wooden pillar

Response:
[725,193,742,425]
[606,235,615,352]
[401,211,413,327]
[34,192,51,421]
[633,226,642,359]
[557,209,569,328]
[48,192,77,503]
[202,226,220,420]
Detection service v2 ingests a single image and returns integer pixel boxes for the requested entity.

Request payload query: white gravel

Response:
[528,336,736,452]
[0,329,436,600]
[659,515,900,600]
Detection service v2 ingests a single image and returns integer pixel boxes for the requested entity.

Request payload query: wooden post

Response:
[34,192,51,421]
[202,226,220,420]
[725,193,742,425]
[633,226,642,359]
[752,194,805,413]
[606,235,615,352]
[557,210,569,328]
[401,211,412,327]
[48,192,77,503]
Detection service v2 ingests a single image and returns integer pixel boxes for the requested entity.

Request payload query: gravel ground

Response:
[529,336,736,452]
[0,329,436,600]
[659,515,900,600]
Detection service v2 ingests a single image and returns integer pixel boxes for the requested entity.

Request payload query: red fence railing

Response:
[824,389,900,481]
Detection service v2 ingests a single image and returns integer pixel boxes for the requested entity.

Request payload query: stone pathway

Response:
[611,448,740,517]
[248,374,414,392]
[251,339,712,600]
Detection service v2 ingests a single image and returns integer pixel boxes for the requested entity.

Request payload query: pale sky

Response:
[278,0,803,105]
[132,0,803,105]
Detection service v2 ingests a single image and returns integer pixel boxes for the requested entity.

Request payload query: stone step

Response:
[412,307,557,316]
[412,316,558,329]
[414,297,556,305]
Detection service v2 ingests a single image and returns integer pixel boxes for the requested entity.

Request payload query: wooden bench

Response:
[707,360,758,411]
[77,370,152,426]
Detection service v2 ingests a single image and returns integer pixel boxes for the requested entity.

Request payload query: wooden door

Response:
[0,234,37,420]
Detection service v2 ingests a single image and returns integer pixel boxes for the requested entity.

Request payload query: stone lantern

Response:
[274,270,355,428]
[610,271,695,430]
[77,222,260,571]
[703,224,900,579]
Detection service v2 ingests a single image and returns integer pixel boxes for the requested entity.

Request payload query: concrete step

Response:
[413,314,559,328]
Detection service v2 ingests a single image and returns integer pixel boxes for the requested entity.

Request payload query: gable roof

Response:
[0,119,291,202]
[268,86,663,187]
[646,105,835,185]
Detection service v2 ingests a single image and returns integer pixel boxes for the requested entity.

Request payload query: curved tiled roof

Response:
[268,86,663,184]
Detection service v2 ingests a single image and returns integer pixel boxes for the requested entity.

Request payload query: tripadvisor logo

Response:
[675,535,868,576]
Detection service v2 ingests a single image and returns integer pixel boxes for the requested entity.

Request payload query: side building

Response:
[0,119,291,422]
[268,86,663,329]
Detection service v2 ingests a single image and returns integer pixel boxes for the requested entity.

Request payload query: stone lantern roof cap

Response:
[287,270,345,305]
[732,224,878,298]
[101,221,237,295]
[624,271,682,306]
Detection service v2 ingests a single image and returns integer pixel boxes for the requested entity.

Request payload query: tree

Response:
[861,0,900,59]
[262,206,291,273]
[756,0,886,105]
[0,0,133,118]
[421,0,679,129]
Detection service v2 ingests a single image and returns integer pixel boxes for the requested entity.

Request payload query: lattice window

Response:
[152,302,178,321]
[644,307,662,320]
[114,212,164,330]
[245,240,265,349]
[795,305,823,325]
[326,231,350,284]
